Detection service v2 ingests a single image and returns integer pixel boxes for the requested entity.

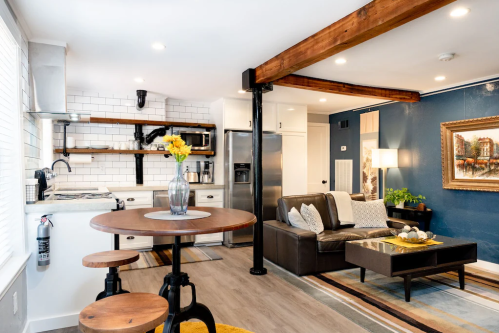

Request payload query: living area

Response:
[2,1,499,333]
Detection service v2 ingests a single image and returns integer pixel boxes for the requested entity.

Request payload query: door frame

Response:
[307,122,330,193]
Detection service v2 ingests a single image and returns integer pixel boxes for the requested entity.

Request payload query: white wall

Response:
[52,91,214,187]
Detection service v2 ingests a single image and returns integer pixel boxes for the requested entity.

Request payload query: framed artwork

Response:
[360,111,379,200]
[441,115,499,192]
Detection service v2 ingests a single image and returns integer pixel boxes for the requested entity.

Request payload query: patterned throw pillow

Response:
[300,204,325,235]
[288,207,310,231]
[351,199,389,228]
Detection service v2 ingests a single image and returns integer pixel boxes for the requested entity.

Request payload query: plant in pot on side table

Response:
[384,188,425,209]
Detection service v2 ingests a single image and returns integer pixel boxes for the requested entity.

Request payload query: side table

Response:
[387,206,433,231]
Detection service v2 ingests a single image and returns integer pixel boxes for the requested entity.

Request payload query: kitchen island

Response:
[25,190,117,333]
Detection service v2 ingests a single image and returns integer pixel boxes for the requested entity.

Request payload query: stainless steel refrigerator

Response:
[223,131,282,247]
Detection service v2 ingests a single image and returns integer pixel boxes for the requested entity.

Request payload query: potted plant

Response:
[384,188,425,208]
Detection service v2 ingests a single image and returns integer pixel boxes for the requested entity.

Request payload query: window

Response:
[0,15,23,269]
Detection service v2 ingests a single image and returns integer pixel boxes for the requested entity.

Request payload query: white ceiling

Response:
[9,0,499,114]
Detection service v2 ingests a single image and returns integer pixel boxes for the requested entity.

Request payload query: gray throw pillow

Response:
[351,199,389,228]
[288,207,309,231]
[300,203,324,235]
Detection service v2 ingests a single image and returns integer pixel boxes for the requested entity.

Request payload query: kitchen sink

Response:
[57,187,99,191]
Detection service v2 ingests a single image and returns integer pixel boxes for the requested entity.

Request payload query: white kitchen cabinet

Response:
[195,189,224,245]
[277,104,308,133]
[263,102,277,132]
[282,132,308,196]
[224,98,277,132]
[224,98,251,130]
[113,191,153,250]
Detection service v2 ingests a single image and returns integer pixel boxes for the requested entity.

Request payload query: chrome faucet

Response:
[52,159,72,172]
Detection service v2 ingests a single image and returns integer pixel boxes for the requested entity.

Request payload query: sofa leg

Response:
[360,267,366,283]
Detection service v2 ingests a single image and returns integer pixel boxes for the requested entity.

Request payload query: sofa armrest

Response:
[263,220,317,276]
[387,217,420,229]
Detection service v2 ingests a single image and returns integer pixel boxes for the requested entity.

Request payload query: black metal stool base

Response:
[96,267,130,301]
[159,237,216,333]
[250,267,267,275]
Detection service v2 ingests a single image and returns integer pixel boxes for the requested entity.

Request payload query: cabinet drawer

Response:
[114,191,153,206]
[196,190,223,203]
[197,201,223,208]
[119,234,153,250]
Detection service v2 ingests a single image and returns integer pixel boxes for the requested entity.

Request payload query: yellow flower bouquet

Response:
[162,134,192,215]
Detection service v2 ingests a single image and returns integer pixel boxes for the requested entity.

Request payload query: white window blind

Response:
[0,18,20,268]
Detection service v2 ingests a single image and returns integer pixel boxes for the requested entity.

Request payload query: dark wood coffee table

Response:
[345,236,477,302]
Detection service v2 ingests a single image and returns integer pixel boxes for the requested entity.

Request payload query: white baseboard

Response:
[469,260,499,274]
[25,313,78,333]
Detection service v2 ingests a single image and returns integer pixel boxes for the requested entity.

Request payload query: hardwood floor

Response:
[43,246,368,333]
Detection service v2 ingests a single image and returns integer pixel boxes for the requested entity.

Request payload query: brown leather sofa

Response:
[263,193,419,276]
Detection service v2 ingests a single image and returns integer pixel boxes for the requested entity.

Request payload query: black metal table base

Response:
[96,267,130,301]
[159,236,216,333]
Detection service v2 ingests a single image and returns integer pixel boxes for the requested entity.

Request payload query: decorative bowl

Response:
[390,229,436,244]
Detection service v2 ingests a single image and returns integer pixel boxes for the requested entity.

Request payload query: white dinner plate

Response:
[75,146,89,149]
[90,145,110,149]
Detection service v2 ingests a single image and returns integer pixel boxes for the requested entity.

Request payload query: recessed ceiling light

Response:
[238,90,246,94]
[287,108,295,111]
[134,77,145,83]
[152,43,165,50]
[435,76,446,81]
[319,98,327,102]
[450,8,470,17]
[335,58,347,65]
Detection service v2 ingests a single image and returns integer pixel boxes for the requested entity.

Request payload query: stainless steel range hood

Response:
[27,42,89,121]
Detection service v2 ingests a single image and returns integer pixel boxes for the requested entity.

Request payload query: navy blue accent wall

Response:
[330,81,499,264]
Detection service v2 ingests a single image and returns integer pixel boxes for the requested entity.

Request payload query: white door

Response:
[307,123,330,193]
[282,132,307,196]
[224,99,251,130]
[277,104,307,133]
[263,102,277,132]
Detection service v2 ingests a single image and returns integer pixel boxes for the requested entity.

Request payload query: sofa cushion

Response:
[288,207,309,230]
[278,194,332,229]
[352,199,389,228]
[316,227,395,253]
[326,193,366,230]
[300,204,324,235]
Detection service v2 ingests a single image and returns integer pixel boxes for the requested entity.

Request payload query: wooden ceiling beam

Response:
[274,75,420,102]
[255,0,456,84]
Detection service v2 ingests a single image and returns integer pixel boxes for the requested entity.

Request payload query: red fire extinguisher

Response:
[37,215,54,266]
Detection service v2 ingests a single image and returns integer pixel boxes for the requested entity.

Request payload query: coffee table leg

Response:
[159,236,216,333]
[404,275,411,302]
[458,265,465,290]
[360,267,366,283]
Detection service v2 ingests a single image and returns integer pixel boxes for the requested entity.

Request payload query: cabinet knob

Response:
[207,195,214,199]
[279,122,282,129]
[322,180,327,184]
[127,198,135,201]
[249,120,252,127]
[127,236,135,240]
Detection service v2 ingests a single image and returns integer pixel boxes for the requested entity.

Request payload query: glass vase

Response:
[168,162,190,215]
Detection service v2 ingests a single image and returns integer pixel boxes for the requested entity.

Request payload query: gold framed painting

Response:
[441,115,499,192]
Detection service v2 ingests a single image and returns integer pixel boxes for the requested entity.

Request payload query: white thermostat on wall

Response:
[341,146,347,151]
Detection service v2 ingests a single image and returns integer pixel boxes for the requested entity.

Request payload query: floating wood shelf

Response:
[54,149,215,156]
[74,117,216,128]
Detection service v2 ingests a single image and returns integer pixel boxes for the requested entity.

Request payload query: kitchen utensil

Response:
[89,145,110,149]
[184,166,199,183]
[113,142,120,150]
[129,139,135,150]
[26,178,39,204]
[120,142,128,150]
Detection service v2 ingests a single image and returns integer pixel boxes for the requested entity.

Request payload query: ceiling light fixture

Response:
[238,90,246,94]
[287,108,295,111]
[134,77,145,83]
[335,58,347,65]
[450,7,470,17]
[319,98,327,102]
[152,43,165,50]
[435,76,446,81]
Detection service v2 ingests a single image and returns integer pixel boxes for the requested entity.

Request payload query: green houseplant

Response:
[384,188,425,208]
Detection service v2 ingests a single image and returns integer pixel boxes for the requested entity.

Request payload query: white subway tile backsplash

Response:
[75,96,91,103]
[99,104,113,112]
[91,97,106,104]
[83,91,99,97]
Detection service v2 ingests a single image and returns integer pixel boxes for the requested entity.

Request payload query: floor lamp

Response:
[372,149,398,199]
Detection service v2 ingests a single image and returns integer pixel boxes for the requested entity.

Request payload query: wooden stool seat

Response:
[82,250,140,268]
[79,293,169,333]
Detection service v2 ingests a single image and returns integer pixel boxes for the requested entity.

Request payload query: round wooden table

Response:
[90,207,256,333]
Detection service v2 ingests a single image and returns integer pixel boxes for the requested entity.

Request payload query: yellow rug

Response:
[154,322,253,333]
[381,237,443,248]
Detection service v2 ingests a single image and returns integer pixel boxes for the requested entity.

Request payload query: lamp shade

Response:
[372,149,398,168]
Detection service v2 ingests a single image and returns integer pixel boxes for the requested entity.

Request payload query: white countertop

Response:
[24,186,117,214]
[108,184,224,192]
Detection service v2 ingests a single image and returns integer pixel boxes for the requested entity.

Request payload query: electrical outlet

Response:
[341,146,347,151]
[13,292,17,315]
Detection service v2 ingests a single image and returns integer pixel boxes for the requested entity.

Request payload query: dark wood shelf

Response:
[54,149,215,156]
[75,117,216,128]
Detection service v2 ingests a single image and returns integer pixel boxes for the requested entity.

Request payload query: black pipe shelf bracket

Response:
[134,124,145,185]
[61,121,71,158]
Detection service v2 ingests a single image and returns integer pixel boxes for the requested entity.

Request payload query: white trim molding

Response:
[469,260,499,275]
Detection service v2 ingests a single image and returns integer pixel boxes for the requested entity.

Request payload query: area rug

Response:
[303,266,499,333]
[154,322,253,333]
[120,246,222,271]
